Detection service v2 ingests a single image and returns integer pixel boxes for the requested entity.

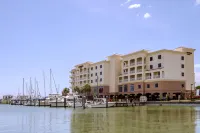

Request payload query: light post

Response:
[191,84,193,101]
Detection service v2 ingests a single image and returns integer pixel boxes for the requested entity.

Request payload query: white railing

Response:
[137,61,142,65]
[154,75,160,78]
[124,79,128,82]
[137,77,142,80]
[137,69,142,73]
[130,70,135,74]
[146,76,151,79]
[124,64,128,67]
[130,78,135,81]
[124,72,128,75]
[130,63,135,66]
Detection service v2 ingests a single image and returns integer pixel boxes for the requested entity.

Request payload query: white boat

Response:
[67,94,83,108]
[49,93,82,107]
[24,100,36,106]
[86,98,116,108]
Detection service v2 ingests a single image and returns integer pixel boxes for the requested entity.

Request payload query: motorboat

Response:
[49,93,82,107]
[86,98,116,108]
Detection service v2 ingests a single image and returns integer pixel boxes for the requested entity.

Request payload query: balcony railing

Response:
[154,75,160,78]
[80,72,84,74]
[130,78,135,81]
[119,80,122,83]
[146,76,151,79]
[137,61,142,65]
[130,70,135,74]
[137,77,142,80]
[124,79,128,82]
[137,69,142,73]
[124,64,128,67]
[124,72,128,75]
[130,63,135,66]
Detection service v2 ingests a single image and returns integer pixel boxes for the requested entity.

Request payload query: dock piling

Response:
[73,97,75,109]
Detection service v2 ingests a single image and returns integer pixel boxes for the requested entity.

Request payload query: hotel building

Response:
[70,47,195,99]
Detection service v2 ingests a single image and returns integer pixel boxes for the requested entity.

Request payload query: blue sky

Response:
[0,0,200,97]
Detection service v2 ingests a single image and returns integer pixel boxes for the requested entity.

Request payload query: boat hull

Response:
[87,102,115,108]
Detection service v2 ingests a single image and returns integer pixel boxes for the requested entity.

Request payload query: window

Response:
[158,63,162,68]
[182,84,185,88]
[147,84,150,88]
[181,64,184,68]
[91,67,93,70]
[155,83,158,88]
[150,57,153,61]
[91,74,93,77]
[100,72,102,75]
[182,72,184,77]
[95,73,97,76]
[100,65,102,68]
[100,78,102,82]
[124,85,127,92]
[91,80,93,83]
[138,85,141,89]
[95,66,97,69]
[130,84,134,92]
[181,56,184,60]
[119,86,123,92]
[158,55,162,59]
[150,65,153,69]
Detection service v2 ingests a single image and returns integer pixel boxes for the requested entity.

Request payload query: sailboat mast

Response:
[43,71,46,97]
[51,70,58,94]
[50,69,52,94]
[30,77,32,99]
[22,78,24,98]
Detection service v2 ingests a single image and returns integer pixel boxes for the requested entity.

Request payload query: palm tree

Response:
[82,84,91,96]
[73,86,80,93]
[62,87,69,96]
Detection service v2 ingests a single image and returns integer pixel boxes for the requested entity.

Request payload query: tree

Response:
[196,86,200,89]
[82,84,91,96]
[73,86,80,93]
[62,87,69,96]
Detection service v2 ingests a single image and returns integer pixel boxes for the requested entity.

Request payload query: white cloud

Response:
[128,4,141,9]
[196,0,200,5]
[144,13,151,19]
[120,0,131,6]
[125,0,131,4]
[195,64,200,68]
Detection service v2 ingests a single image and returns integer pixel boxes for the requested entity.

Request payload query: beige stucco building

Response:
[70,47,195,99]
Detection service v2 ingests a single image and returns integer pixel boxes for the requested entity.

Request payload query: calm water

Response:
[1,105,200,133]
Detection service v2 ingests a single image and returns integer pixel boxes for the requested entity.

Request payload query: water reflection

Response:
[0,105,200,133]
[71,106,197,133]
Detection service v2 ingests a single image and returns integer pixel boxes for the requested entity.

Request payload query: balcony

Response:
[130,78,135,81]
[154,75,160,78]
[84,71,89,74]
[146,76,151,79]
[123,79,128,82]
[124,72,128,75]
[137,61,142,65]
[137,69,142,73]
[123,64,128,68]
[130,63,135,66]
[119,80,122,83]
[80,72,84,75]
[130,70,135,74]
[137,77,142,80]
